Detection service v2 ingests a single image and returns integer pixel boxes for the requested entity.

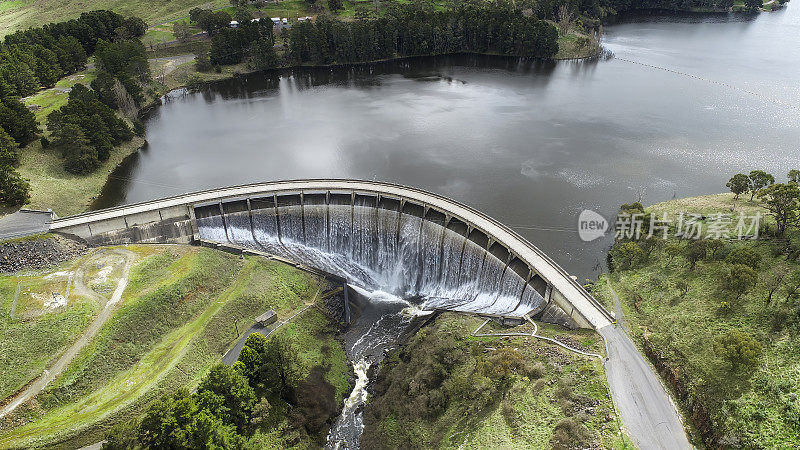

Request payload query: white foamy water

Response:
[196,201,547,319]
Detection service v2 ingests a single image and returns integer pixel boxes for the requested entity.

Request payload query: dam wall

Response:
[50,180,614,329]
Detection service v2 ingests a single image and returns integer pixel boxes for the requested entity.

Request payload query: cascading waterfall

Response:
[195,195,549,318]
[194,194,562,449]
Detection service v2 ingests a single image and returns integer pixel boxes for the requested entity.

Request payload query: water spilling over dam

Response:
[193,192,571,324]
[49,180,615,449]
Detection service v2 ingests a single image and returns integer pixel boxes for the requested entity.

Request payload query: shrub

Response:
[550,417,592,449]
[0,164,31,206]
[713,330,762,373]
[721,264,758,299]
[611,241,644,271]
[132,120,145,137]
[684,240,708,270]
[725,247,762,270]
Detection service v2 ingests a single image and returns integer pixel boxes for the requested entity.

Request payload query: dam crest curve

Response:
[50,180,613,329]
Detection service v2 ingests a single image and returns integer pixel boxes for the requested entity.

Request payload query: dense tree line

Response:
[190,8,235,36]
[588,0,774,16]
[0,99,36,206]
[91,39,150,110]
[210,17,275,67]
[0,11,134,99]
[0,11,149,206]
[286,2,559,63]
[207,1,558,68]
[0,127,29,207]
[47,84,133,174]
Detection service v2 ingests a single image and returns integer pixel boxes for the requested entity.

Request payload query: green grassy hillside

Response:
[0,245,329,449]
[0,254,100,402]
[362,313,630,449]
[591,194,800,448]
[0,0,229,37]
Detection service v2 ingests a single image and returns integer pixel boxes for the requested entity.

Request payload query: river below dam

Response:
[93,7,799,448]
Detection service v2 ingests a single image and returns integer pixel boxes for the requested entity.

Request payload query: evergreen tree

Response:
[0,98,38,146]
[0,164,30,207]
[54,123,98,174]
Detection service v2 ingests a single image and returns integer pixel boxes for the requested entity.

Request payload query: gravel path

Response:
[0,249,136,419]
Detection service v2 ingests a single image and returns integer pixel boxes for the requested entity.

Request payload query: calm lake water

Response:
[96,6,800,279]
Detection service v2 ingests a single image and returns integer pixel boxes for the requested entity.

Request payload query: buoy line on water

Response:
[614,55,797,110]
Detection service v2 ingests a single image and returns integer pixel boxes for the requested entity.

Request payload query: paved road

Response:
[0,210,52,241]
[221,323,270,365]
[601,283,693,449]
[0,249,136,419]
[222,302,315,364]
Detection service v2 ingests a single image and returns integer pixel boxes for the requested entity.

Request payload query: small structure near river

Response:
[256,309,277,326]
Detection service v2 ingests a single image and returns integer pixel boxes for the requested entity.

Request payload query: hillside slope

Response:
[0,0,227,36]
[591,194,800,447]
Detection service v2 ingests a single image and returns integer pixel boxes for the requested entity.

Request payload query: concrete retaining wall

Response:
[50,180,613,329]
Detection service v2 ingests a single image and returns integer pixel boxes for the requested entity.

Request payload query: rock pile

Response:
[0,235,88,273]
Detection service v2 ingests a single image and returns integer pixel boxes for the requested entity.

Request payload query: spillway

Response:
[49,181,607,449]
[194,192,572,324]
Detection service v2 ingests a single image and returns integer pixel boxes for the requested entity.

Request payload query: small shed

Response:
[229,20,239,28]
[256,310,277,326]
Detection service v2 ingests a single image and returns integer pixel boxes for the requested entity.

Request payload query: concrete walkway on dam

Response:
[0,209,53,241]
[50,179,614,329]
[45,179,691,448]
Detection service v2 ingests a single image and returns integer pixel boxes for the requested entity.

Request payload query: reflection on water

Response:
[95,7,800,278]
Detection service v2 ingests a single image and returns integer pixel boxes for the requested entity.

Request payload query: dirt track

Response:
[0,248,136,419]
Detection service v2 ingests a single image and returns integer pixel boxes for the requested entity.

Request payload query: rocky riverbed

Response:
[0,235,88,273]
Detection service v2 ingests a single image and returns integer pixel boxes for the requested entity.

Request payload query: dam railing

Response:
[50,179,614,329]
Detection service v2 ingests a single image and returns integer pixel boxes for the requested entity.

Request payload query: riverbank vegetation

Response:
[591,174,800,447]
[197,2,559,73]
[0,246,339,449]
[103,310,351,449]
[361,313,629,449]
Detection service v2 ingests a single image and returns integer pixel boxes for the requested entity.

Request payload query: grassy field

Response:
[555,29,602,60]
[0,0,229,37]
[361,313,630,449]
[16,136,144,217]
[0,255,100,402]
[141,27,176,46]
[21,69,98,124]
[0,245,327,448]
[591,193,800,448]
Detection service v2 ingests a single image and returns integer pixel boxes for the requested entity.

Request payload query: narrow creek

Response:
[325,288,432,449]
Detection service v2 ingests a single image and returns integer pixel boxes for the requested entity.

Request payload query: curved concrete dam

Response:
[50,179,613,329]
